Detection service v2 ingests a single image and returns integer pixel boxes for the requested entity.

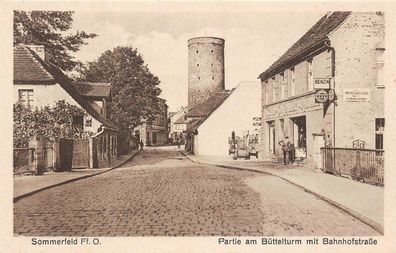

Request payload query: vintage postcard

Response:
[1,1,395,253]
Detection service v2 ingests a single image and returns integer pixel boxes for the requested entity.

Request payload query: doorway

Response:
[152,132,157,146]
[291,116,306,160]
[291,116,306,148]
[313,133,325,169]
[268,121,275,155]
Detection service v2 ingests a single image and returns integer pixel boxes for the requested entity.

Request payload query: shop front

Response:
[262,93,332,165]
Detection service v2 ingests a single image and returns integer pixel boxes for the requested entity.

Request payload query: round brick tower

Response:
[188,37,225,109]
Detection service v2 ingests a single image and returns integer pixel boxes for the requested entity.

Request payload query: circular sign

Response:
[315,90,329,103]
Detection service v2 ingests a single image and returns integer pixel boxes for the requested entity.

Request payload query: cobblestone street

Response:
[14,147,379,236]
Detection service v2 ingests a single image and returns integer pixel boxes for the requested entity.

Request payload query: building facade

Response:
[169,106,187,142]
[191,82,261,157]
[259,12,385,166]
[13,45,117,134]
[135,98,169,146]
[188,37,225,109]
[14,44,119,168]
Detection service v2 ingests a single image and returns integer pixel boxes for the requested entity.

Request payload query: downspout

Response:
[324,39,336,173]
[324,39,336,148]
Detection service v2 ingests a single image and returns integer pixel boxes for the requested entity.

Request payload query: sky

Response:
[70,10,325,111]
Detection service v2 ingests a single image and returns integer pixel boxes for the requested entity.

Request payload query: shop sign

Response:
[314,78,331,89]
[315,89,329,103]
[344,88,371,102]
[253,117,262,126]
[352,139,365,149]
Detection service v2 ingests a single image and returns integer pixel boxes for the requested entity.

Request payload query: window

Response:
[197,63,199,67]
[196,50,199,54]
[198,76,200,80]
[72,115,84,131]
[375,48,385,87]
[307,59,313,91]
[264,80,269,104]
[18,89,34,108]
[290,67,295,96]
[85,117,92,127]
[375,118,385,149]
[280,72,285,99]
[211,63,214,67]
[212,76,214,80]
[211,50,214,53]
[271,77,276,102]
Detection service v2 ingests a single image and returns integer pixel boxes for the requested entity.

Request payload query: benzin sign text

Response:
[313,78,331,89]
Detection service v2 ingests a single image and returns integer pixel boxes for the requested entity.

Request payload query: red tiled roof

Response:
[72,82,111,98]
[258,11,351,80]
[14,45,55,84]
[14,45,117,130]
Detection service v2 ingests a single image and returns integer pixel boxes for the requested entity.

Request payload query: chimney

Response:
[325,12,333,19]
[26,45,46,61]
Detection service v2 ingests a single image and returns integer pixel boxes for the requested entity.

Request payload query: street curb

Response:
[13,150,140,203]
[180,151,384,235]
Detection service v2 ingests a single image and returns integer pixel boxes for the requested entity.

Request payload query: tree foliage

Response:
[13,100,92,147]
[14,11,97,71]
[80,46,162,133]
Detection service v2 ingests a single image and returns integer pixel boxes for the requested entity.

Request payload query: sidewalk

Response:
[14,149,140,201]
[182,152,384,234]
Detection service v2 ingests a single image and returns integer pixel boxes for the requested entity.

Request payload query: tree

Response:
[13,100,92,147]
[80,46,162,134]
[14,11,97,71]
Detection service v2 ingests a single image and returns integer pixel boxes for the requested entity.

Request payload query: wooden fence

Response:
[72,139,90,168]
[321,147,384,186]
[13,148,35,175]
[13,137,92,175]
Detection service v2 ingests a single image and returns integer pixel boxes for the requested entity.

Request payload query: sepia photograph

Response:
[1,1,395,252]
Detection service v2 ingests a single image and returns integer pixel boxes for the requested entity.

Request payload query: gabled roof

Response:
[186,91,231,118]
[72,82,111,98]
[258,11,351,80]
[185,90,232,132]
[174,115,186,124]
[186,118,204,133]
[14,45,117,130]
[14,45,55,84]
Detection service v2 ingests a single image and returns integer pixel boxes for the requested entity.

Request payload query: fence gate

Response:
[72,139,90,168]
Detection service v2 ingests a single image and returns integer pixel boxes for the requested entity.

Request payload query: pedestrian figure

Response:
[279,136,290,165]
[139,140,144,151]
[288,143,295,165]
[176,137,181,149]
